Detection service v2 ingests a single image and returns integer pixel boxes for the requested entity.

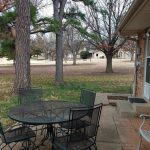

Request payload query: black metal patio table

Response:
[7,100,83,146]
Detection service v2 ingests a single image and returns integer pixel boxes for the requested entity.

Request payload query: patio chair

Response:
[137,114,150,150]
[60,89,96,130]
[80,89,96,107]
[17,87,46,136]
[18,87,43,105]
[52,103,103,150]
[0,121,36,150]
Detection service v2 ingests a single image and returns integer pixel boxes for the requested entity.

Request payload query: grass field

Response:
[0,74,133,100]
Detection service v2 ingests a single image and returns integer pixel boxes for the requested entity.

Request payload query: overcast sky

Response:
[38,0,53,17]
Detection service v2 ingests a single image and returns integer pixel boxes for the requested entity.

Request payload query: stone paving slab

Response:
[95,93,109,105]
[97,106,121,144]
[114,117,150,150]
[96,142,122,150]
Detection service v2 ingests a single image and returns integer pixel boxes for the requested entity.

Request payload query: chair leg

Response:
[30,140,37,150]
[22,140,31,149]
[137,135,142,150]
[93,143,97,150]
[51,145,55,150]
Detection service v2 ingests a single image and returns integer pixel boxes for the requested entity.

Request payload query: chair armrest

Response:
[139,114,150,131]
[140,114,150,119]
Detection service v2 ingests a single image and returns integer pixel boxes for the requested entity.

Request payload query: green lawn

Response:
[0,74,133,126]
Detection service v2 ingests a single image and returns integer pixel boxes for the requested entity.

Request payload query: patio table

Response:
[7,100,84,146]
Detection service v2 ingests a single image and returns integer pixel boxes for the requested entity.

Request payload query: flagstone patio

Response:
[1,93,150,150]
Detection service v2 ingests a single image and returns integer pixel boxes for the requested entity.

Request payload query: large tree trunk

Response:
[106,54,113,73]
[15,0,31,90]
[55,30,64,85]
[53,0,67,85]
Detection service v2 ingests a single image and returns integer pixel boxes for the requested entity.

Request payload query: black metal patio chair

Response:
[52,103,103,150]
[18,87,43,105]
[80,89,96,107]
[0,121,36,150]
[60,89,96,130]
[17,87,46,136]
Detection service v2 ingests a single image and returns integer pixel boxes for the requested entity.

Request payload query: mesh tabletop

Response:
[8,100,83,125]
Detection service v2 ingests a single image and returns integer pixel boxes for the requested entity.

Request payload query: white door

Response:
[144,34,150,101]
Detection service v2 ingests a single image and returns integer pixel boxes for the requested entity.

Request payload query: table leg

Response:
[47,124,55,143]
[38,124,55,147]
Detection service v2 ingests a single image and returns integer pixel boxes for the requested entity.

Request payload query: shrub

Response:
[80,51,91,59]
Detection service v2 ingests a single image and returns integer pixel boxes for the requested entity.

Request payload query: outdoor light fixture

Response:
[136,60,141,66]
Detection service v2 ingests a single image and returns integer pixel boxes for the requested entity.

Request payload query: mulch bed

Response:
[107,95,128,100]
[107,95,128,106]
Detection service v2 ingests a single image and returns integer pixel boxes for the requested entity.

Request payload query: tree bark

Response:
[53,0,67,85]
[15,0,31,90]
[106,54,113,73]
[72,51,76,65]
[55,30,64,85]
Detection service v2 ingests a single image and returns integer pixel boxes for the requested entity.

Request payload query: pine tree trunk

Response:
[106,54,113,73]
[55,30,64,85]
[15,0,31,90]
[53,0,67,86]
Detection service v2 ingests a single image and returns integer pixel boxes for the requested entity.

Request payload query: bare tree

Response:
[31,33,56,60]
[64,26,83,65]
[122,40,136,61]
[78,0,132,73]
[15,0,31,90]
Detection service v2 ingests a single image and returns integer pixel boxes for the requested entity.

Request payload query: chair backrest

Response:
[18,87,43,104]
[68,103,103,143]
[0,122,6,143]
[80,89,96,107]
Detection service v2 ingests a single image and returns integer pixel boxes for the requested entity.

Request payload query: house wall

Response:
[93,51,105,59]
[135,33,146,97]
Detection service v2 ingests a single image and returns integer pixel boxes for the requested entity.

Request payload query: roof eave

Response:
[118,0,148,36]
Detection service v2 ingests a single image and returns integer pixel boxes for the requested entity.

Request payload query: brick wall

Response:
[135,33,146,97]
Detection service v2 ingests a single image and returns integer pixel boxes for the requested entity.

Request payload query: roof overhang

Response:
[118,0,150,36]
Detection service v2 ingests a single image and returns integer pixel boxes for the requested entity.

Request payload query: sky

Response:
[38,0,53,17]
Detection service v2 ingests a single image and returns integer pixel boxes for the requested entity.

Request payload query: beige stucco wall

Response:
[135,33,146,97]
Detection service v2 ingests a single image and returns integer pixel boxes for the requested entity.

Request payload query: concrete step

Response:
[128,97,150,116]
[117,101,136,118]
[132,103,150,116]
